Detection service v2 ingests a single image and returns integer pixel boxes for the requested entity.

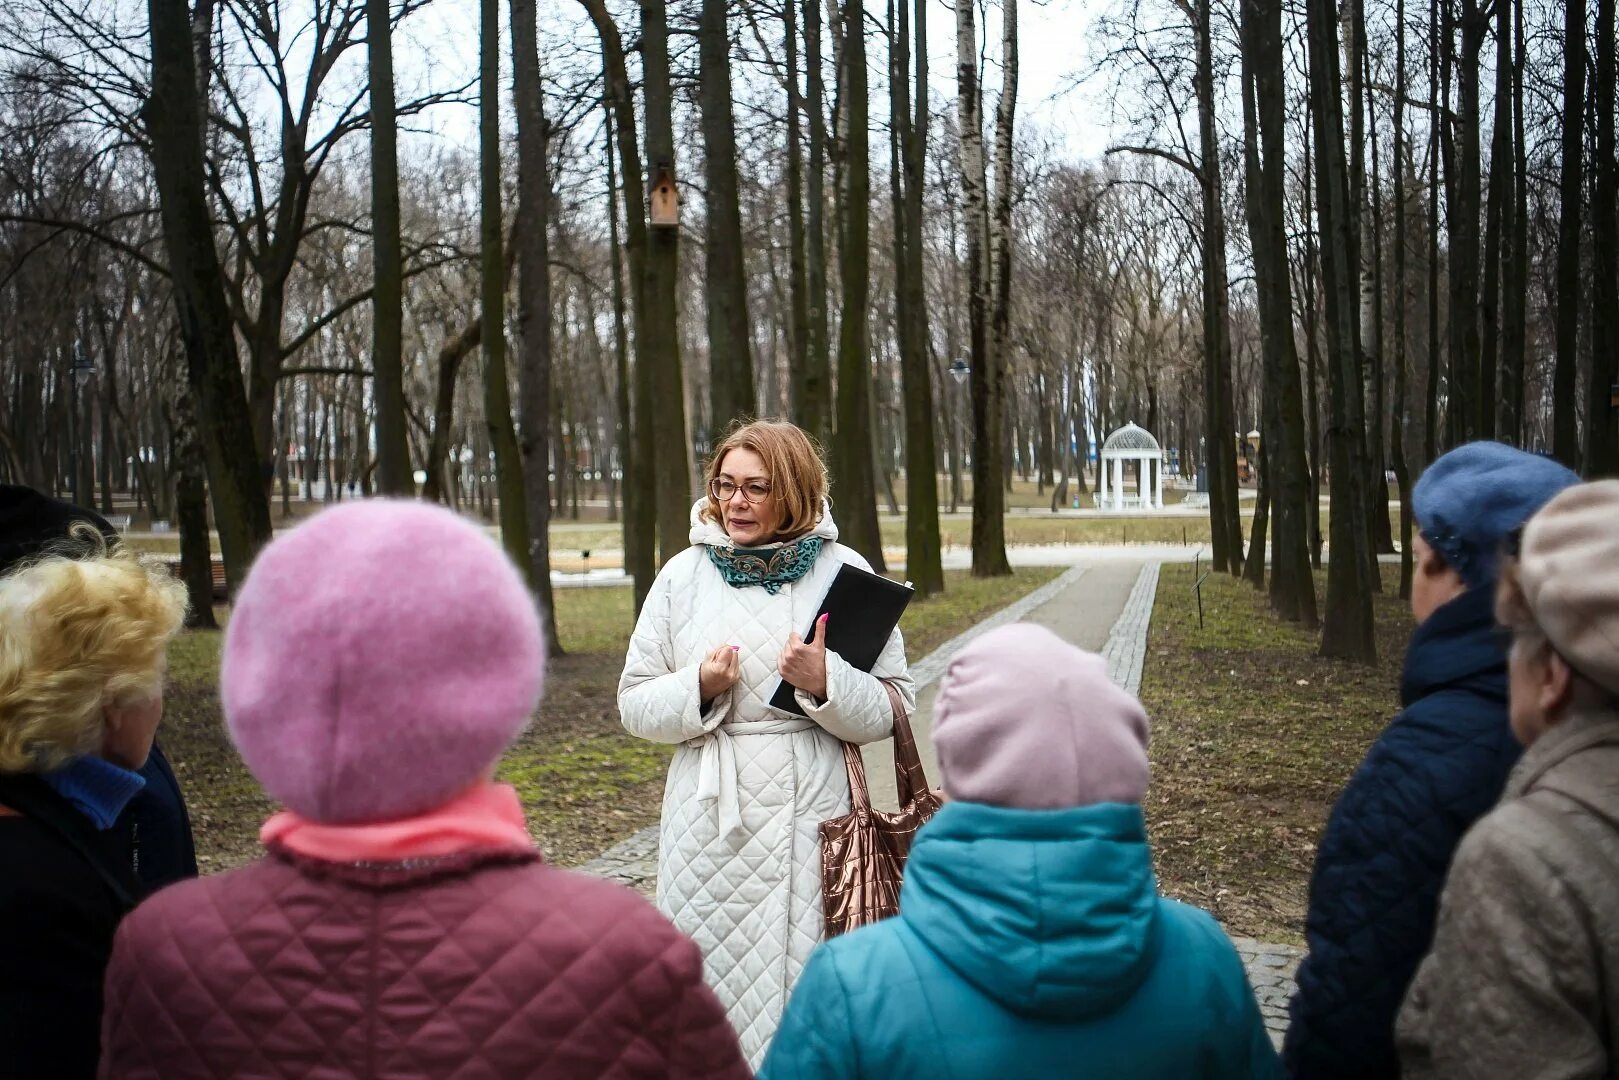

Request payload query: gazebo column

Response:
[1113,457,1124,511]
[1098,454,1108,506]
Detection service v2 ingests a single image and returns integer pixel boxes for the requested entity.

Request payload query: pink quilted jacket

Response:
[98,846,751,1079]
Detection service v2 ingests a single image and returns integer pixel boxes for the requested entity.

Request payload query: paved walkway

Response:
[579,557,1302,1048]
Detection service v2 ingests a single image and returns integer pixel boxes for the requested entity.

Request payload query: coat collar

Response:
[1504,705,1619,800]
[1400,585,1507,707]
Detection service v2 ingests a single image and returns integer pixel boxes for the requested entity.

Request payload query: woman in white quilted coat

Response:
[619,420,915,1066]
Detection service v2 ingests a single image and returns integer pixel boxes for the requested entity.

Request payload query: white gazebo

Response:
[1098,422,1165,510]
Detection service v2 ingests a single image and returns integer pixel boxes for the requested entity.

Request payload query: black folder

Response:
[769,562,914,716]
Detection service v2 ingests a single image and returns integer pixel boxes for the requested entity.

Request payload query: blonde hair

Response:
[0,545,188,772]
[701,420,829,541]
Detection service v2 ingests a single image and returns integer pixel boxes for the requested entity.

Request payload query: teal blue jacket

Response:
[760,801,1282,1080]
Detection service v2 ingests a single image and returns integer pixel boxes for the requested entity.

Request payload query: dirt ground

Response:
[1139,565,1415,944]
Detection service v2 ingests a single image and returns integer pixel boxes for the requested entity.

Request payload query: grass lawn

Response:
[1138,565,1413,944]
[161,566,1059,873]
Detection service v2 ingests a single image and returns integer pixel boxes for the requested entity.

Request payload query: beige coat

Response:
[1397,704,1619,1079]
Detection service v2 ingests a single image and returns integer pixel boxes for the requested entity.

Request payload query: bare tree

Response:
[142,0,271,589]
[368,0,408,494]
[511,0,562,653]
[480,0,531,569]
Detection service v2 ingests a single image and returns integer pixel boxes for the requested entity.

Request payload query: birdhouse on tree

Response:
[650,164,680,228]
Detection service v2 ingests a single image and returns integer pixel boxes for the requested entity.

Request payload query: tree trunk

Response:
[1589,0,1619,475]
[480,0,532,570]
[1426,0,1443,461]
[1445,0,1487,445]
[1500,0,1529,443]
[605,102,641,599]
[1392,0,1415,599]
[511,0,563,655]
[1361,30,1393,564]
[987,0,1019,557]
[582,0,656,606]
[142,0,271,591]
[891,0,943,596]
[1241,0,1317,624]
[784,0,811,420]
[1479,0,1509,443]
[959,0,1008,576]
[368,0,410,495]
[641,0,694,562]
[172,380,218,630]
[799,0,833,448]
[1244,439,1270,587]
[700,0,755,437]
[1554,0,1587,467]
[831,0,884,570]
[1195,0,1243,576]
[1308,0,1377,661]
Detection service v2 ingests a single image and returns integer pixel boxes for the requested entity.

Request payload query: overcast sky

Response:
[392,0,1118,166]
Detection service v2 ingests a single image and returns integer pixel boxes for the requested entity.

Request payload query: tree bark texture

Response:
[142,0,272,591]
[480,0,533,571]
[581,0,656,610]
[1554,0,1586,467]
[832,0,884,570]
[1195,0,1243,576]
[368,0,410,495]
[960,0,1009,576]
[799,0,833,448]
[511,0,563,654]
[641,0,695,564]
[700,0,756,437]
[1589,0,1619,475]
[1241,0,1318,625]
[1307,0,1378,661]
[891,0,942,597]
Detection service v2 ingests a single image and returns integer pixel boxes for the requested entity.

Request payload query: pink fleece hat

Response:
[222,501,545,825]
[932,623,1150,810]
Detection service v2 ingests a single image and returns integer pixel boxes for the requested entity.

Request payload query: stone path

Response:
[578,557,1303,1049]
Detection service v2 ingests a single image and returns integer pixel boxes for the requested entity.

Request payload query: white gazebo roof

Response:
[1101,422,1161,455]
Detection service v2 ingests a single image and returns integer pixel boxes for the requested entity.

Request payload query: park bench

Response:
[163,556,229,602]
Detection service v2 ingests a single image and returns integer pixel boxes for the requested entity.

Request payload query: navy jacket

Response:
[127,742,198,890]
[1285,586,1519,1078]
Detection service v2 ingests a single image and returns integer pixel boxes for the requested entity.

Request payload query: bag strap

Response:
[842,741,872,815]
[882,681,933,807]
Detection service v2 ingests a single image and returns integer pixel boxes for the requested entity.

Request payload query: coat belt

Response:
[691,718,818,839]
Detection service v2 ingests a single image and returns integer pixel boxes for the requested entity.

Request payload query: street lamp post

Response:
[67,353,97,507]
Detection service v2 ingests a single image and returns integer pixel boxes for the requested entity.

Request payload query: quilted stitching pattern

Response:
[620,522,915,1068]
[99,855,749,1079]
[1286,588,1517,1078]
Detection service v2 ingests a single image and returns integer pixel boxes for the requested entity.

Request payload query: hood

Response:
[1401,585,1508,707]
[900,801,1161,1021]
[687,497,839,549]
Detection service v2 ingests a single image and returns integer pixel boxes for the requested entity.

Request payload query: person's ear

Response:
[1542,652,1576,717]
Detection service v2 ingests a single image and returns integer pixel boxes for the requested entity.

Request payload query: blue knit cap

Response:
[1412,442,1580,588]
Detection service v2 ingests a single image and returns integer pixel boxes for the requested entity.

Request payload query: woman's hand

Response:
[779,613,830,701]
[699,644,742,702]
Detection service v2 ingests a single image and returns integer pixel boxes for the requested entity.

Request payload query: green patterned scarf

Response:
[707,534,824,594]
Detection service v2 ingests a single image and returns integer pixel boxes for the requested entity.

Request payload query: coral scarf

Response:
[261,782,534,863]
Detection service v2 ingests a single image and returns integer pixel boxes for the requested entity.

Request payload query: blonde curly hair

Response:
[0,540,188,773]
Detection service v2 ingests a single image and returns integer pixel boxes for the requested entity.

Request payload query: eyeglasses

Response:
[709,478,773,504]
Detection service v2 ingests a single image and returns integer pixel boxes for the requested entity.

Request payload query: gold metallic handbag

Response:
[819,681,942,938]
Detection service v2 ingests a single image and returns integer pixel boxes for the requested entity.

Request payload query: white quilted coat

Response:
[619,501,915,1066]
